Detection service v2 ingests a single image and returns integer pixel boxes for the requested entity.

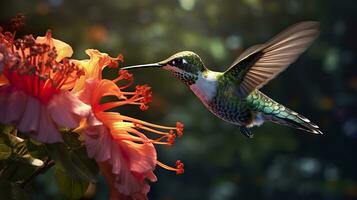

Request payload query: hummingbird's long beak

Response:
[121,63,163,70]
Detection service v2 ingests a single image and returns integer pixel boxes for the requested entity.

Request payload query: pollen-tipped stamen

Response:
[157,160,184,175]
[150,132,176,146]
[112,72,133,90]
[1,29,84,103]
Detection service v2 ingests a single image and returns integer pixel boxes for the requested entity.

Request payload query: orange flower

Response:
[74,50,184,199]
[0,15,185,198]
[0,20,90,143]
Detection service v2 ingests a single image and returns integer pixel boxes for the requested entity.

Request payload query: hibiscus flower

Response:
[0,22,90,143]
[74,50,184,199]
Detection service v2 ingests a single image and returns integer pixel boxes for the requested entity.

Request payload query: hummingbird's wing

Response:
[224,21,320,97]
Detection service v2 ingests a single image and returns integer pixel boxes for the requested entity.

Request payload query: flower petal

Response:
[0,87,62,143]
[48,91,91,128]
[83,125,111,162]
[0,53,3,74]
[6,90,27,124]
[35,106,63,143]
[124,142,157,174]
[0,87,9,122]
[83,112,157,197]
[99,162,146,200]
[109,138,156,196]
[0,86,27,123]
[35,31,73,62]
[71,49,116,93]
[17,96,41,131]
[0,74,8,87]
[0,86,92,143]
[77,79,124,112]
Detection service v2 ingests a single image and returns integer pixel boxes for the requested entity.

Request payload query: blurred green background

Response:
[1,0,356,199]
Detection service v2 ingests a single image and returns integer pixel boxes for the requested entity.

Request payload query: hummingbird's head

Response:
[122,51,206,85]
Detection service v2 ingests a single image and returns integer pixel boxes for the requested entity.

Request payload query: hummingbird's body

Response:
[176,68,318,137]
[122,21,323,137]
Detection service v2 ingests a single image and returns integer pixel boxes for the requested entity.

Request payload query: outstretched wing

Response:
[224,21,320,97]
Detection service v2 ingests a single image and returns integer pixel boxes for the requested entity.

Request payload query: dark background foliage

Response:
[1,0,356,199]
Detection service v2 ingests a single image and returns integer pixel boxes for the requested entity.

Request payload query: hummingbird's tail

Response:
[248,91,323,134]
[263,107,323,134]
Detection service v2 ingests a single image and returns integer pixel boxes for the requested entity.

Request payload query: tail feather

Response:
[264,108,323,134]
[247,91,322,134]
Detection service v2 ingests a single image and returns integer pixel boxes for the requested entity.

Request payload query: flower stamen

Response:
[157,160,184,175]
[10,13,25,32]
[112,69,134,89]
[176,122,184,137]
[1,27,83,103]
[84,64,186,183]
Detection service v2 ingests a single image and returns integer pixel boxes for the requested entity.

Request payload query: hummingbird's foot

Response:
[240,126,254,138]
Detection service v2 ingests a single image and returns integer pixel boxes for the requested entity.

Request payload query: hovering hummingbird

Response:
[122,21,322,138]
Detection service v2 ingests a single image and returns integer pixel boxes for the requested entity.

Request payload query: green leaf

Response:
[0,124,16,135]
[0,137,11,160]
[0,161,38,183]
[25,139,48,163]
[0,126,16,160]
[0,126,48,184]
[55,165,90,199]
[7,134,45,167]
[46,131,98,182]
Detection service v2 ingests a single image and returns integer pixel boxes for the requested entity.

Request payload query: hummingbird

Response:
[121,21,323,138]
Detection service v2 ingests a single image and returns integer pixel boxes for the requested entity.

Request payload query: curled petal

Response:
[35,30,73,62]
[71,49,118,93]
[78,79,124,111]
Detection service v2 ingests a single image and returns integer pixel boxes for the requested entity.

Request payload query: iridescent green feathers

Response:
[246,91,322,134]
[221,21,322,135]
[159,51,206,75]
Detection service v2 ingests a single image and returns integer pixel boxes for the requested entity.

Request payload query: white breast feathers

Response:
[189,71,220,104]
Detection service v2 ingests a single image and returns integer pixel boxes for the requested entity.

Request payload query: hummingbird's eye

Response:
[170,59,179,66]
[170,58,188,66]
